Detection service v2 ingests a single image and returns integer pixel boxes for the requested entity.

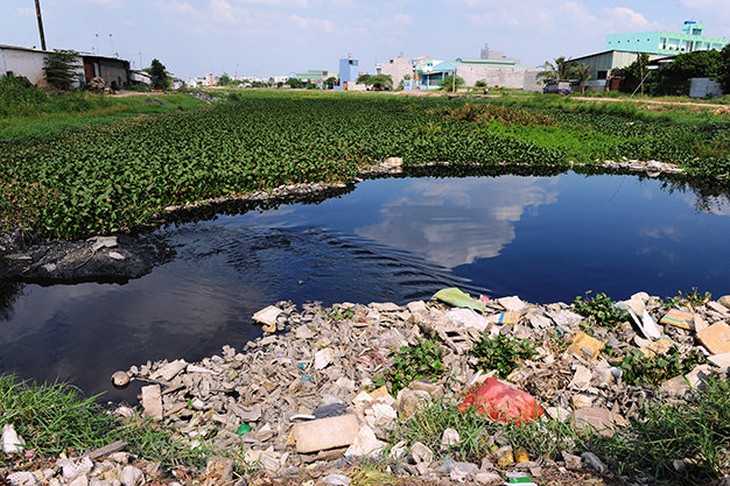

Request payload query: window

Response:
[597,70,607,80]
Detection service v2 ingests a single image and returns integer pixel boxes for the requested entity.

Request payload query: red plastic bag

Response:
[459,377,543,424]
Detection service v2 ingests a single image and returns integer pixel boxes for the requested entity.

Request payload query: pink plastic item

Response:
[459,377,543,424]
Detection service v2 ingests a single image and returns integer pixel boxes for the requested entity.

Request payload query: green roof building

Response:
[605,21,727,56]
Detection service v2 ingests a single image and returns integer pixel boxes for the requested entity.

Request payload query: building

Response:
[81,54,129,89]
[571,21,728,92]
[1,43,132,89]
[290,69,332,88]
[454,58,541,91]
[337,55,360,90]
[379,55,413,89]
[606,21,727,56]
[1,44,54,86]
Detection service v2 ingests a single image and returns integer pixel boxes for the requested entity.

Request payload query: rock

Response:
[6,472,42,486]
[314,348,334,370]
[566,331,604,360]
[119,465,145,486]
[69,476,89,486]
[572,407,625,437]
[389,441,408,461]
[474,471,502,485]
[441,428,460,447]
[108,251,125,261]
[407,300,428,313]
[708,352,730,374]
[638,337,674,358]
[236,403,262,422]
[154,359,187,381]
[322,474,352,486]
[410,441,434,464]
[718,295,730,310]
[59,457,93,481]
[562,451,582,470]
[572,394,594,409]
[446,308,490,332]
[140,384,163,421]
[497,296,527,313]
[660,308,695,331]
[581,452,607,474]
[450,461,479,482]
[547,309,583,327]
[313,402,347,419]
[2,424,25,454]
[292,414,359,454]
[396,388,433,419]
[204,456,233,485]
[568,365,592,390]
[364,402,397,431]
[252,305,282,332]
[544,406,571,422]
[345,425,385,457]
[661,375,689,397]
[111,371,130,388]
[89,236,118,252]
[244,450,281,473]
[697,322,730,355]
[684,364,714,387]
[371,302,400,312]
[85,440,128,460]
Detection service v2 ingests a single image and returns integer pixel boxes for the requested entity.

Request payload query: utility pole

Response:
[34,0,47,50]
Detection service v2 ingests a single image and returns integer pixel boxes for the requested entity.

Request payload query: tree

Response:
[285,77,303,89]
[718,44,730,94]
[651,50,722,96]
[356,74,372,85]
[218,73,231,86]
[572,63,592,94]
[324,76,338,89]
[611,53,650,94]
[538,56,574,83]
[44,50,80,91]
[440,75,464,92]
[146,59,170,90]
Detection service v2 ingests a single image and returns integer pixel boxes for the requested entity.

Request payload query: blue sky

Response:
[2,0,729,79]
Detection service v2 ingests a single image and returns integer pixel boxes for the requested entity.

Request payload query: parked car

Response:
[543,81,572,95]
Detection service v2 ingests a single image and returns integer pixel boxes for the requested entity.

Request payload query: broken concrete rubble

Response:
[6,291,728,484]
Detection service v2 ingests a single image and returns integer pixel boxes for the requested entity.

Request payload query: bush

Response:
[0,74,49,116]
[573,291,629,328]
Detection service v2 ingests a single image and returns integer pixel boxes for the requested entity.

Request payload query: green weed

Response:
[471,334,538,378]
[573,291,629,329]
[662,287,712,309]
[618,346,706,386]
[373,338,445,394]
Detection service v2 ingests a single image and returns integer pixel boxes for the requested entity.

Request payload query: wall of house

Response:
[380,56,413,88]
[98,61,129,87]
[456,64,539,89]
[0,46,51,86]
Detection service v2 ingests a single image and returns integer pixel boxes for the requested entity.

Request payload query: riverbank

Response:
[2,290,728,485]
[0,158,694,283]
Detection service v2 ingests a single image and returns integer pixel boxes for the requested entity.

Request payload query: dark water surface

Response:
[2,172,730,399]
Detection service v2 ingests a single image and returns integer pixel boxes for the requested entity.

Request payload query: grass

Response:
[0,92,205,145]
[0,375,231,471]
[591,376,730,482]
[395,376,730,484]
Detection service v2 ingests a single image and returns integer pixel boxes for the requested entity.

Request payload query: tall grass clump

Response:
[589,376,730,482]
[0,375,226,470]
[0,74,49,117]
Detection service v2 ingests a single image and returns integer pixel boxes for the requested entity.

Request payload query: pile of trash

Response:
[3,290,729,485]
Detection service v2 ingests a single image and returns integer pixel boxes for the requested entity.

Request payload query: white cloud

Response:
[601,6,660,32]
[210,0,252,23]
[291,14,336,33]
[80,0,123,6]
[164,0,198,15]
